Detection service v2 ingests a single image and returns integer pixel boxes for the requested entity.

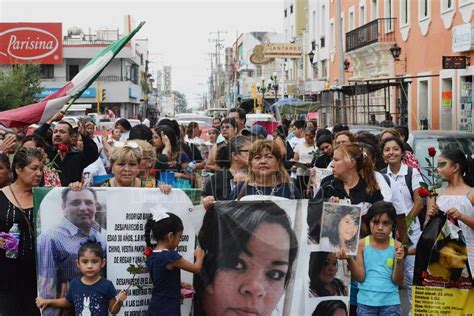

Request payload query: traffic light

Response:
[101,88,106,102]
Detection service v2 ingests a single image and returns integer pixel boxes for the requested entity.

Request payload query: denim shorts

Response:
[357,304,402,316]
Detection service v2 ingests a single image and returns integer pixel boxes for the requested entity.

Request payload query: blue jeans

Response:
[357,304,402,316]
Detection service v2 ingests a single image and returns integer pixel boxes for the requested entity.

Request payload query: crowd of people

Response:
[0,107,473,316]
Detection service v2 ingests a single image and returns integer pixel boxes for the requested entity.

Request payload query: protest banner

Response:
[34,188,357,315]
[413,213,474,316]
[34,187,195,316]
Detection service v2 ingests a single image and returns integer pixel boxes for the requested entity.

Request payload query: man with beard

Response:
[34,111,99,186]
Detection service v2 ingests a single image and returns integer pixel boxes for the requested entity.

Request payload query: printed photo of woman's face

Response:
[202,222,290,316]
[338,214,358,243]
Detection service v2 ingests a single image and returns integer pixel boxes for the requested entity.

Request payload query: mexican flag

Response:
[0,21,145,128]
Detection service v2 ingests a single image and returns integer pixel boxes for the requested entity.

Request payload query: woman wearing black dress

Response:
[0,148,44,315]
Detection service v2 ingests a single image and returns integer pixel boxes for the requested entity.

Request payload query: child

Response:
[145,210,205,316]
[336,201,404,316]
[36,238,127,315]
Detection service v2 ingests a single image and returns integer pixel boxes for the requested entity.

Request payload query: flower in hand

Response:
[143,247,153,257]
[0,232,19,251]
[418,187,431,198]
[428,147,436,157]
[56,143,69,154]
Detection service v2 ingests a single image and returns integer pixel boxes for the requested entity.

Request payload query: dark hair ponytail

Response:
[144,213,184,248]
[441,149,474,187]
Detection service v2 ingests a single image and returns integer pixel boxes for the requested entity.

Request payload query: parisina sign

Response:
[0,23,63,64]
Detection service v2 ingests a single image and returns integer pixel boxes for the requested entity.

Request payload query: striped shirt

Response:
[37,217,106,316]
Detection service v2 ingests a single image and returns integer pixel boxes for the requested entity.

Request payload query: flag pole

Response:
[63,95,80,114]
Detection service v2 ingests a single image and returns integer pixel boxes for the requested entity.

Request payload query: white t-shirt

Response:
[375,171,408,216]
[142,118,150,127]
[289,136,304,150]
[386,163,423,248]
[294,142,316,176]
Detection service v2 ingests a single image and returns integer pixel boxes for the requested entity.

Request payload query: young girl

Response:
[36,239,127,315]
[336,201,404,315]
[145,210,205,316]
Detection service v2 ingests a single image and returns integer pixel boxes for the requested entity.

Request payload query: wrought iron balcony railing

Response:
[346,18,396,53]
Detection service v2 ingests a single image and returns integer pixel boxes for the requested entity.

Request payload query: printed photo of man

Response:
[37,188,106,316]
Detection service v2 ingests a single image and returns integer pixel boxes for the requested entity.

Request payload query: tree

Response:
[0,64,43,111]
[173,90,188,114]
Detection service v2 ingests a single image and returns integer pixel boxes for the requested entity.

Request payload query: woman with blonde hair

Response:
[231,139,301,200]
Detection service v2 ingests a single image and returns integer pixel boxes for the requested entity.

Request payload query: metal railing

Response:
[346,18,396,52]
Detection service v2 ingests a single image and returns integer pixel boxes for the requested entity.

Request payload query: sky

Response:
[0,0,284,108]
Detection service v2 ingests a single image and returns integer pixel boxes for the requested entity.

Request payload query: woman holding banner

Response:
[231,140,301,200]
[194,201,298,316]
[0,148,44,315]
[427,148,474,238]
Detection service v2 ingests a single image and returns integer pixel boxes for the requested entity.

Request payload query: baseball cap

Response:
[241,124,268,139]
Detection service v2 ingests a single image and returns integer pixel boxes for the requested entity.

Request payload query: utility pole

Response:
[335,0,346,123]
[209,30,227,107]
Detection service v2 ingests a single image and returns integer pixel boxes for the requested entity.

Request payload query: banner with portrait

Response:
[412,213,474,315]
[34,187,199,316]
[34,188,360,315]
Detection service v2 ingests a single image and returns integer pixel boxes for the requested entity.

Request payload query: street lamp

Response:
[390,43,401,61]
[269,72,279,102]
[256,75,267,113]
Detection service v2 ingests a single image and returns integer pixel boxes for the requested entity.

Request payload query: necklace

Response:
[255,183,281,197]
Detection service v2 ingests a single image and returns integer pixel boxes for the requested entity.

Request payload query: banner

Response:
[413,213,474,315]
[34,187,200,316]
[34,188,355,315]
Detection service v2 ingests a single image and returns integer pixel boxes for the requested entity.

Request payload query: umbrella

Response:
[270,98,304,113]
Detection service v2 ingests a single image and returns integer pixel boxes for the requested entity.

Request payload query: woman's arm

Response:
[169,247,205,274]
[392,240,404,286]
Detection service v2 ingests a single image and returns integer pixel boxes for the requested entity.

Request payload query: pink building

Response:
[329,0,473,131]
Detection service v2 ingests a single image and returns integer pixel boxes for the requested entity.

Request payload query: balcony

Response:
[346,18,396,53]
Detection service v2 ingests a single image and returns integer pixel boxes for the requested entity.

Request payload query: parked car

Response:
[411,130,474,179]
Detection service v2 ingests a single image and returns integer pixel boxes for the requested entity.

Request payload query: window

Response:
[67,65,79,81]
[321,5,326,33]
[384,0,394,31]
[284,9,287,17]
[290,4,293,14]
[442,0,453,11]
[349,11,354,30]
[311,40,317,50]
[320,36,326,48]
[40,65,54,79]
[420,0,429,19]
[312,11,316,38]
[330,21,335,49]
[360,5,366,25]
[401,0,409,25]
[321,60,328,78]
[371,0,378,20]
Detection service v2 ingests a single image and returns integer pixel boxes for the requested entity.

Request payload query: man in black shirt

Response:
[34,111,99,186]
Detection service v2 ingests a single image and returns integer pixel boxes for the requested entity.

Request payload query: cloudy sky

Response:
[1,0,283,107]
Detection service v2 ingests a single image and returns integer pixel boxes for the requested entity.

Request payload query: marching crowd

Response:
[0,108,473,316]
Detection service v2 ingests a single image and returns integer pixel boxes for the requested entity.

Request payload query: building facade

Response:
[327,0,473,130]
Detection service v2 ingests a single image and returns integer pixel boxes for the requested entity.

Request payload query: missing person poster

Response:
[413,216,474,315]
[34,189,357,315]
[34,187,195,316]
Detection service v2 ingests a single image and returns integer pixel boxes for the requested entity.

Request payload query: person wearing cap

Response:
[241,124,268,140]
[34,111,99,186]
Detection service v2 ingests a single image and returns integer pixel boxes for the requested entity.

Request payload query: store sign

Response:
[452,23,474,53]
[249,45,273,65]
[263,43,302,58]
[35,87,96,99]
[0,23,62,64]
[442,56,470,69]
